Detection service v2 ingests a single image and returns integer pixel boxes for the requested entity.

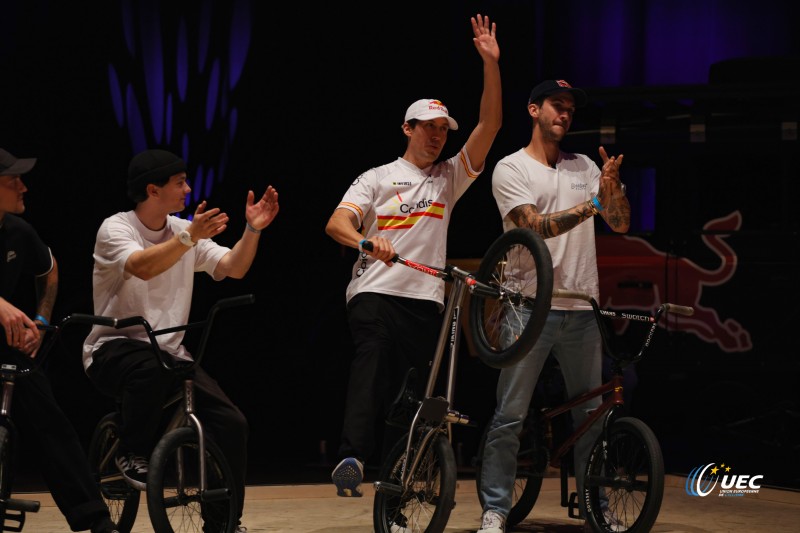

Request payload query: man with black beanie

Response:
[83,148,279,532]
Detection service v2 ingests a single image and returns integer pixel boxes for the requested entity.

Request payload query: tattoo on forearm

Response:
[508,203,593,239]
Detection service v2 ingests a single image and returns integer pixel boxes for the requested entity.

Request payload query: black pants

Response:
[338,293,441,465]
[12,360,110,530]
[87,339,249,518]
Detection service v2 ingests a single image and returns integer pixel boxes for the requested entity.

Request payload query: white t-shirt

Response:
[337,148,480,307]
[82,211,229,370]
[492,149,601,311]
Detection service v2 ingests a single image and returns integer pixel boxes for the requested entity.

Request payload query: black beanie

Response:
[127,149,186,188]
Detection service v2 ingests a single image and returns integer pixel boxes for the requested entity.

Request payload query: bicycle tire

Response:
[147,427,237,533]
[373,429,457,533]
[583,417,664,533]
[0,425,11,529]
[88,413,140,533]
[475,411,547,529]
[469,228,553,369]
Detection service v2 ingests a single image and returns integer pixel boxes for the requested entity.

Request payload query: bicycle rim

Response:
[584,417,664,533]
[88,413,140,532]
[373,430,456,533]
[469,228,553,369]
[147,427,237,533]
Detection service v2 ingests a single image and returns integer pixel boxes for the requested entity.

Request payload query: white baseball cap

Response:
[404,99,459,130]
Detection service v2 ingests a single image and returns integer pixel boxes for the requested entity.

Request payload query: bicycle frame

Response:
[391,263,476,490]
[539,292,678,469]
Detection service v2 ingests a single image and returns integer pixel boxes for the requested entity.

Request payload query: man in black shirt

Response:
[0,148,118,533]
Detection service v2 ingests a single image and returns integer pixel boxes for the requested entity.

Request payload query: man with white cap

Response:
[325,13,502,498]
[0,148,119,532]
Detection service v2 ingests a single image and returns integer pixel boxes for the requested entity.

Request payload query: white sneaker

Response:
[477,510,505,533]
[604,508,625,532]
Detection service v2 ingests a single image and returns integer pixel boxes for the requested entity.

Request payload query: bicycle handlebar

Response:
[55,295,256,374]
[358,240,502,296]
[552,289,694,317]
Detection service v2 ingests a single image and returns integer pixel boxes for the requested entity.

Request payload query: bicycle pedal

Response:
[567,491,581,519]
[418,397,449,423]
[0,508,29,533]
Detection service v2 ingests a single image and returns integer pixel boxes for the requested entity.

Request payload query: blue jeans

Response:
[479,308,602,518]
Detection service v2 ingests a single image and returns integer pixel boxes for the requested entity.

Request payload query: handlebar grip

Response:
[552,289,592,302]
[66,313,120,327]
[359,239,399,263]
[213,294,256,310]
[663,303,694,316]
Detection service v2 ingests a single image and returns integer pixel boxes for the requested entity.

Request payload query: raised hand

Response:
[245,185,279,232]
[188,200,229,240]
[471,14,499,63]
[598,146,625,205]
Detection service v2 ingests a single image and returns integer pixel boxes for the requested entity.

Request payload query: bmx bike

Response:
[78,295,254,533]
[370,228,555,533]
[473,289,694,532]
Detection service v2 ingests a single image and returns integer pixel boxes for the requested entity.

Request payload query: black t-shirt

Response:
[0,214,53,353]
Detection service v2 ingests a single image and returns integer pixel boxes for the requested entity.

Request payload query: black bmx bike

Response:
[78,295,254,533]
[370,228,555,533]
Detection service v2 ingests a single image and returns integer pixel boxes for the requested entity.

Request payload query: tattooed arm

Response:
[507,201,597,239]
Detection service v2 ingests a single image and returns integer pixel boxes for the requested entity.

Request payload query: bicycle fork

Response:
[171,378,229,503]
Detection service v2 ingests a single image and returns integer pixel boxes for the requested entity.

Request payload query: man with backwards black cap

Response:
[476,80,630,533]
[0,148,118,533]
[83,148,279,532]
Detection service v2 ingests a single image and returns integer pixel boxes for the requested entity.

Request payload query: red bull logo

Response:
[597,210,752,352]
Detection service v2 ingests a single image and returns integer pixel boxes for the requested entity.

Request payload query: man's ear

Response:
[528,103,539,119]
[146,183,159,198]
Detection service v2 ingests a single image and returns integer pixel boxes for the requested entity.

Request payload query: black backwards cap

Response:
[528,79,588,107]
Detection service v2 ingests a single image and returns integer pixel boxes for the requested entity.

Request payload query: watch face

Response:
[179,230,195,246]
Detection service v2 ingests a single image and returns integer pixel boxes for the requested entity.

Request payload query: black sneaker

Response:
[115,452,148,491]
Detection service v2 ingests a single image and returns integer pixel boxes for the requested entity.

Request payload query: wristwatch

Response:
[178,230,196,247]
[620,182,627,196]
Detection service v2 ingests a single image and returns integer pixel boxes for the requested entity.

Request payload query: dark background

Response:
[2,0,799,491]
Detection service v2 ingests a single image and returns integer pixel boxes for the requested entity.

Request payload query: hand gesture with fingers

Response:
[188,200,230,241]
[598,146,625,207]
[471,14,499,63]
[245,185,279,232]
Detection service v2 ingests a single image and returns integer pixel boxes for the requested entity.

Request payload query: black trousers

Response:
[338,293,442,465]
[87,339,249,518]
[11,360,110,530]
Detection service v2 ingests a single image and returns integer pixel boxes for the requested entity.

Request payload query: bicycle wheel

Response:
[475,412,548,529]
[373,429,457,533]
[0,425,11,528]
[583,417,664,533]
[147,427,237,533]
[469,228,553,369]
[88,413,140,533]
